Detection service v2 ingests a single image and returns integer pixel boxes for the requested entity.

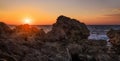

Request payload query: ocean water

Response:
[9,25,120,40]
[88,25,120,40]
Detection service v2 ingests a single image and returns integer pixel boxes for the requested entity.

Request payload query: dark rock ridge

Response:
[13,24,45,36]
[0,22,12,38]
[0,15,120,61]
[46,15,90,42]
[12,24,46,42]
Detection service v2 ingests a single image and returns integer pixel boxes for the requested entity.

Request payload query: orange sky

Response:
[0,0,120,25]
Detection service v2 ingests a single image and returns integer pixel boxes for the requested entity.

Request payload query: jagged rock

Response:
[107,29,120,54]
[0,22,11,33]
[0,22,12,38]
[12,24,46,41]
[0,16,119,61]
[107,29,120,46]
[46,15,90,42]
[13,24,40,34]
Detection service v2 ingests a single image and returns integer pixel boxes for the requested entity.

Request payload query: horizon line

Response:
[8,24,120,26]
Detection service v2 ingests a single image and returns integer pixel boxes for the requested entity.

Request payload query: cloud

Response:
[112,8,120,13]
[105,8,120,17]
[105,13,120,17]
[101,10,120,25]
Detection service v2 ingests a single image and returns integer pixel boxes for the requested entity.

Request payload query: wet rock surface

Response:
[0,16,120,61]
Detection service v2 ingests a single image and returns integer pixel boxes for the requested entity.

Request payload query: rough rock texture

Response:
[46,15,90,42]
[0,22,12,38]
[12,24,46,42]
[107,29,120,46]
[0,16,120,61]
[13,24,44,35]
[107,29,120,54]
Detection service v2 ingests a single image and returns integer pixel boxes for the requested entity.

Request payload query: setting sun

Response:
[24,18,32,24]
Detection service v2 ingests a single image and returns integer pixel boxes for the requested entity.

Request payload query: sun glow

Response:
[23,17,32,24]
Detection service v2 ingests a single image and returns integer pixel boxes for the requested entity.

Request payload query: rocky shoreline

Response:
[0,15,120,61]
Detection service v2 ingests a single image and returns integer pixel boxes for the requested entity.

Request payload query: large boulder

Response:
[46,15,90,42]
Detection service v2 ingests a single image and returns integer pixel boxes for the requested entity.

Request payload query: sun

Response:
[23,18,32,24]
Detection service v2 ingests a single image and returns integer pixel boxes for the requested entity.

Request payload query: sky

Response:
[0,0,120,25]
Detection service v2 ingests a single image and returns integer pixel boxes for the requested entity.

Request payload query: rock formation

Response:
[0,22,12,38]
[0,16,120,61]
[13,24,40,34]
[107,29,120,54]
[107,29,120,46]
[12,24,46,42]
[46,15,90,42]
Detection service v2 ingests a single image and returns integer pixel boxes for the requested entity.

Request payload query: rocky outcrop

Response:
[46,15,90,42]
[107,29,120,46]
[0,16,120,61]
[107,29,120,54]
[12,24,46,42]
[0,22,12,38]
[13,24,41,34]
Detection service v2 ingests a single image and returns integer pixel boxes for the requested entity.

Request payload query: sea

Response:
[87,25,120,40]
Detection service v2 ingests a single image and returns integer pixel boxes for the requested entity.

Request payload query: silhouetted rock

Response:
[0,22,12,38]
[46,15,90,42]
[12,24,46,41]
[0,16,120,61]
[13,24,39,34]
